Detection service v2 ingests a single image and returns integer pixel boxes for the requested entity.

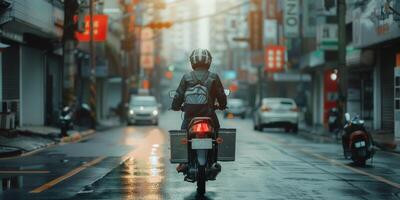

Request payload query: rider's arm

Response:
[214,74,227,109]
[171,75,186,111]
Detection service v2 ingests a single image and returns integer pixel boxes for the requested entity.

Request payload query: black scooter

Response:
[342,113,374,166]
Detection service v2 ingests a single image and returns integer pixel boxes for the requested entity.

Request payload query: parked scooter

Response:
[59,106,73,137]
[168,89,236,197]
[59,103,95,137]
[328,108,340,140]
[342,113,374,166]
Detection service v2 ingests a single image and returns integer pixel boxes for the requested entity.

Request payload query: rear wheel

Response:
[292,124,298,134]
[354,158,366,166]
[197,166,206,196]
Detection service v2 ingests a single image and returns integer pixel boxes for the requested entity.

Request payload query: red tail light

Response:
[291,107,299,112]
[261,106,271,112]
[191,122,211,138]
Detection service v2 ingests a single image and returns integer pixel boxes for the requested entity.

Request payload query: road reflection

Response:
[121,127,165,200]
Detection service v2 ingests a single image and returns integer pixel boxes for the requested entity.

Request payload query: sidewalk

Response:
[299,125,399,153]
[0,117,121,158]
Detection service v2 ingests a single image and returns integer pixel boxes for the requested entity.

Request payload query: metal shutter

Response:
[381,51,394,131]
[2,45,19,100]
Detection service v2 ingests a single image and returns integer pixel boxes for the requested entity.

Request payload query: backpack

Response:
[184,71,210,105]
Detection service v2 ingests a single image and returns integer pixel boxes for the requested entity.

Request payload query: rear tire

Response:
[197,166,206,196]
[354,158,366,166]
[292,124,298,134]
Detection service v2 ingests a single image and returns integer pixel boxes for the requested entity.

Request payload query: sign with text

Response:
[284,0,300,38]
[265,45,286,73]
[248,11,263,51]
[266,0,278,19]
[264,19,278,45]
[75,15,108,42]
[317,24,338,50]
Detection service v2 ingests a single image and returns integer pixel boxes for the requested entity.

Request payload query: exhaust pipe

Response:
[207,162,221,180]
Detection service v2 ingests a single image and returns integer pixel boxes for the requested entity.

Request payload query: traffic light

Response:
[147,21,173,29]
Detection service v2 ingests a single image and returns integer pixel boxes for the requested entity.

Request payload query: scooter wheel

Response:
[196,166,206,196]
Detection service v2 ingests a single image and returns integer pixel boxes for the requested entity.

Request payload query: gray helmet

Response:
[189,48,212,69]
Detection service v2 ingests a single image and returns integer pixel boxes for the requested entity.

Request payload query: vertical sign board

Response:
[248,11,263,51]
[266,0,278,19]
[264,19,278,45]
[316,24,338,50]
[395,54,400,138]
[302,0,317,37]
[264,45,285,73]
[140,28,154,69]
[284,0,300,38]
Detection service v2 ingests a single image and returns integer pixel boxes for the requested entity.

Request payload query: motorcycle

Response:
[59,106,73,137]
[342,113,374,166]
[328,108,340,140]
[59,103,95,137]
[168,89,236,197]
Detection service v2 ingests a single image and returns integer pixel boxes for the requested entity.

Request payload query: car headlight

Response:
[129,110,134,115]
[152,110,158,116]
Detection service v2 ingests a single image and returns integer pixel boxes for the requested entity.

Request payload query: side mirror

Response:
[224,89,231,96]
[169,90,177,98]
[345,113,351,122]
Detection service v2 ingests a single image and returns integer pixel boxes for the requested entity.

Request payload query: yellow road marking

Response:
[29,156,106,193]
[265,135,400,189]
[0,170,50,174]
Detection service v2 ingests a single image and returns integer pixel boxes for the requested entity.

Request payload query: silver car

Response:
[127,96,159,125]
[224,98,247,119]
[253,98,299,133]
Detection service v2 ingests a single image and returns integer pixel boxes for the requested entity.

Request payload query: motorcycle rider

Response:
[171,48,227,129]
[171,48,227,175]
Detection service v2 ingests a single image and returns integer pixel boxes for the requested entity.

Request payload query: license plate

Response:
[355,141,366,148]
[191,138,212,149]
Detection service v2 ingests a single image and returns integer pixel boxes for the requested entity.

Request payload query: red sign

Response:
[323,69,338,124]
[75,15,108,42]
[264,45,285,73]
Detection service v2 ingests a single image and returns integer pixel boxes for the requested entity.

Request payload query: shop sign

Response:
[75,15,108,42]
[316,24,338,50]
[266,0,278,19]
[353,0,400,48]
[264,45,285,73]
[302,0,317,37]
[284,0,300,38]
[263,19,277,45]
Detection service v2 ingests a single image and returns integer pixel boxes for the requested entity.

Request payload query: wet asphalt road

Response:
[1,112,400,199]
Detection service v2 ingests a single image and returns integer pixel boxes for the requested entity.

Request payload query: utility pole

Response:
[62,0,79,109]
[89,0,97,129]
[337,0,347,125]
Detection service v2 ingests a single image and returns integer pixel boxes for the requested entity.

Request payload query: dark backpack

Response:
[184,71,210,105]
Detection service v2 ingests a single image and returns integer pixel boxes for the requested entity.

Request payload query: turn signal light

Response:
[291,107,300,112]
[261,106,271,112]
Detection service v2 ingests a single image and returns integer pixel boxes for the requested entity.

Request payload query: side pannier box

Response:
[169,130,188,163]
[217,128,236,161]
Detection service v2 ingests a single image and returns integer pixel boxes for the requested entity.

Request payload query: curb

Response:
[60,129,95,143]
[0,148,23,158]
[0,129,95,159]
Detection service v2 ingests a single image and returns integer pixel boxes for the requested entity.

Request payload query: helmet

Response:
[189,48,212,69]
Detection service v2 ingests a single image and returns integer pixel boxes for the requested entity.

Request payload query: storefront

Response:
[352,0,400,135]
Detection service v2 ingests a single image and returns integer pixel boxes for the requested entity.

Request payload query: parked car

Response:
[224,98,247,119]
[127,96,159,125]
[253,98,299,133]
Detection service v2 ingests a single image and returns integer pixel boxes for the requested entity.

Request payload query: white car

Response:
[253,98,299,133]
[127,96,159,125]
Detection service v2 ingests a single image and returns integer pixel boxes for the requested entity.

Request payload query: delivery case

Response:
[169,128,236,163]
